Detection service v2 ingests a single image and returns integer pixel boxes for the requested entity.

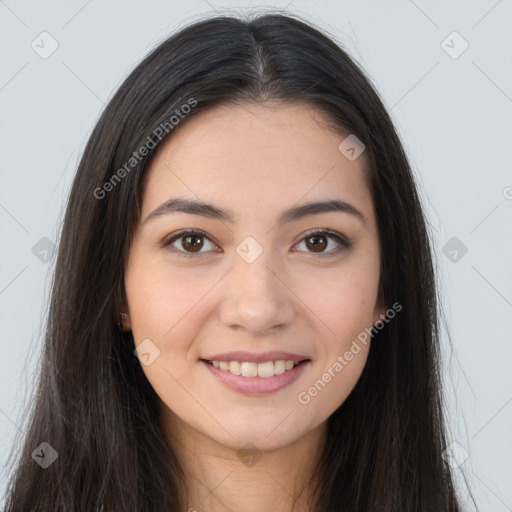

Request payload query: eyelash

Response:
[162,228,351,259]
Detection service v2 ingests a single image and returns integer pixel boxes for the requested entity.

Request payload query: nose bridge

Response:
[231,243,282,303]
[219,242,295,334]
[232,233,278,287]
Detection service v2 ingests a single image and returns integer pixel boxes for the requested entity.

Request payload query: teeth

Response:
[209,359,301,378]
[241,362,258,377]
[274,360,286,375]
[229,361,241,375]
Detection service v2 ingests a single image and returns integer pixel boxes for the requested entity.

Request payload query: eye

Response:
[293,229,351,256]
[162,228,351,258]
[162,229,219,258]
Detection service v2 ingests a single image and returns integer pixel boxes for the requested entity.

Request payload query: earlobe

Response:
[119,311,132,331]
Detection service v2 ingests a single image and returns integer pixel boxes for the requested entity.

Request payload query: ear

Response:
[119,308,132,331]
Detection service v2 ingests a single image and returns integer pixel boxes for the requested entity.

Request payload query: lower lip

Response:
[201,360,310,395]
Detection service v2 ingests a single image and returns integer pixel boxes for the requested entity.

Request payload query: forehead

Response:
[141,101,373,224]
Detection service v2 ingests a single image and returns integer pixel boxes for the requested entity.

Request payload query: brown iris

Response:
[182,234,204,252]
[305,234,327,253]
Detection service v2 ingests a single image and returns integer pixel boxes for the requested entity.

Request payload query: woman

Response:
[3,11,474,512]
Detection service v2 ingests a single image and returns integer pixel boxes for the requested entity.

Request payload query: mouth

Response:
[201,358,309,378]
[200,358,311,395]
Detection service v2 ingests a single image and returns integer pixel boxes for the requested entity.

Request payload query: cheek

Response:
[125,258,212,342]
[124,257,223,404]
[297,286,373,419]
[292,257,378,411]
[124,261,205,409]
[296,257,380,346]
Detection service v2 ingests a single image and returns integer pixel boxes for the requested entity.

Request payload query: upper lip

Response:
[201,351,310,363]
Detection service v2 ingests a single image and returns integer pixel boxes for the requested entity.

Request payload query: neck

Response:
[160,409,327,512]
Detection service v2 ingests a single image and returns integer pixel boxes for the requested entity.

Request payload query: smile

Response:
[201,359,310,395]
[207,359,302,378]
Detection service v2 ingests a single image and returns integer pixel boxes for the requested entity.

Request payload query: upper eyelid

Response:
[164,228,217,246]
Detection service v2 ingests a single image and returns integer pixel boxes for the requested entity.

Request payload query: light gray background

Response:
[1,1,511,510]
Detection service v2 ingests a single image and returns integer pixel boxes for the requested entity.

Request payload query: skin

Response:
[122,100,387,511]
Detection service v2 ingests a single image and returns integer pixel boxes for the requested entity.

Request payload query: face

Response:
[123,101,386,452]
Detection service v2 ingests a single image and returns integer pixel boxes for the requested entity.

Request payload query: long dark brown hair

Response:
[3,11,475,511]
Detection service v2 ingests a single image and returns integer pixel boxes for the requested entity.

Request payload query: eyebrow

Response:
[143,197,367,227]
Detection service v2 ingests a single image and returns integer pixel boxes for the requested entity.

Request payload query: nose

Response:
[218,249,296,336]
